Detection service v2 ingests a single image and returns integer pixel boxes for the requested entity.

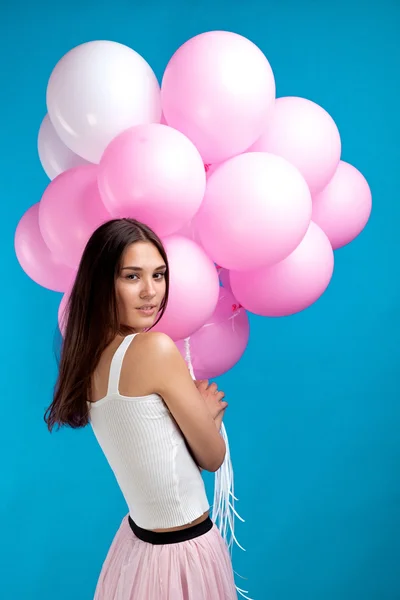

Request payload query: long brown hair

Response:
[44,218,170,432]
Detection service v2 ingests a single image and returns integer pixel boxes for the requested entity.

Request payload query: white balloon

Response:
[46,40,162,163]
[38,114,90,180]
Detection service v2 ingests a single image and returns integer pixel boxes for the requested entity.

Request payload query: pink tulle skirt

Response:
[93,515,238,599]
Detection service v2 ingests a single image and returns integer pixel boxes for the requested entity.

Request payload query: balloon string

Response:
[183,338,251,599]
[183,337,195,380]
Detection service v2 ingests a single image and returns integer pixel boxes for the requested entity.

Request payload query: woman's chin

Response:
[127,314,159,331]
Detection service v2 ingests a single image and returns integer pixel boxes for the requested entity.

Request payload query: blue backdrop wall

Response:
[1,1,399,599]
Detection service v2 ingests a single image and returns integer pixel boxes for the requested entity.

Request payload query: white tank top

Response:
[87,333,210,530]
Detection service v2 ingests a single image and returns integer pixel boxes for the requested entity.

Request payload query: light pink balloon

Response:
[230,222,334,317]
[195,152,312,271]
[312,161,372,249]
[14,203,75,292]
[98,124,206,237]
[161,31,276,164]
[175,219,203,247]
[204,162,220,180]
[175,287,249,379]
[151,235,220,340]
[251,97,341,194]
[39,164,111,269]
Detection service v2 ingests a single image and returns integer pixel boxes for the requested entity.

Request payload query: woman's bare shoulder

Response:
[132,331,177,356]
[131,332,187,384]
[111,333,179,397]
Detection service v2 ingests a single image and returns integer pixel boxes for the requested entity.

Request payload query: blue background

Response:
[1,1,399,599]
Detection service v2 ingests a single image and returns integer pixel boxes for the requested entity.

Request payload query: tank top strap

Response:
[107,334,138,396]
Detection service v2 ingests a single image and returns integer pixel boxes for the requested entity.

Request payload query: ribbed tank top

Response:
[87,334,210,530]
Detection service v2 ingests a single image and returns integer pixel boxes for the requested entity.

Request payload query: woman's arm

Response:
[138,332,226,472]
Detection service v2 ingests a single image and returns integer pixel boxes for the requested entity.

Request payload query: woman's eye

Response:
[125,273,164,281]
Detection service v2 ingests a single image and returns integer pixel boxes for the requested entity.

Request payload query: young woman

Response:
[44,218,237,599]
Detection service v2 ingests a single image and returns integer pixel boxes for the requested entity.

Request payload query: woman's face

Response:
[116,241,167,332]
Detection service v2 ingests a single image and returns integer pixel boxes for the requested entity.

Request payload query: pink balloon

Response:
[175,219,203,247]
[251,97,341,194]
[195,152,312,271]
[218,268,232,293]
[204,162,220,180]
[312,161,372,249]
[39,164,111,269]
[161,31,276,164]
[175,287,249,379]
[152,235,220,340]
[14,203,75,292]
[230,222,334,317]
[98,124,206,237]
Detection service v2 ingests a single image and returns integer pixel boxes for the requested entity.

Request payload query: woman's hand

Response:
[194,379,228,422]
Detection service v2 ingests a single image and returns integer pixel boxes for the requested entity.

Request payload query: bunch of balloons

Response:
[15,31,372,378]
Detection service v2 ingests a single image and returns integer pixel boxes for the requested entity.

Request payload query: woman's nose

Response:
[141,279,156,298]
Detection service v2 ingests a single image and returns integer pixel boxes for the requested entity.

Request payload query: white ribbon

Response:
[183,337,252,599]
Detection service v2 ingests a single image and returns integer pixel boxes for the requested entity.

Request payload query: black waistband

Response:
[128,515,213,545]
